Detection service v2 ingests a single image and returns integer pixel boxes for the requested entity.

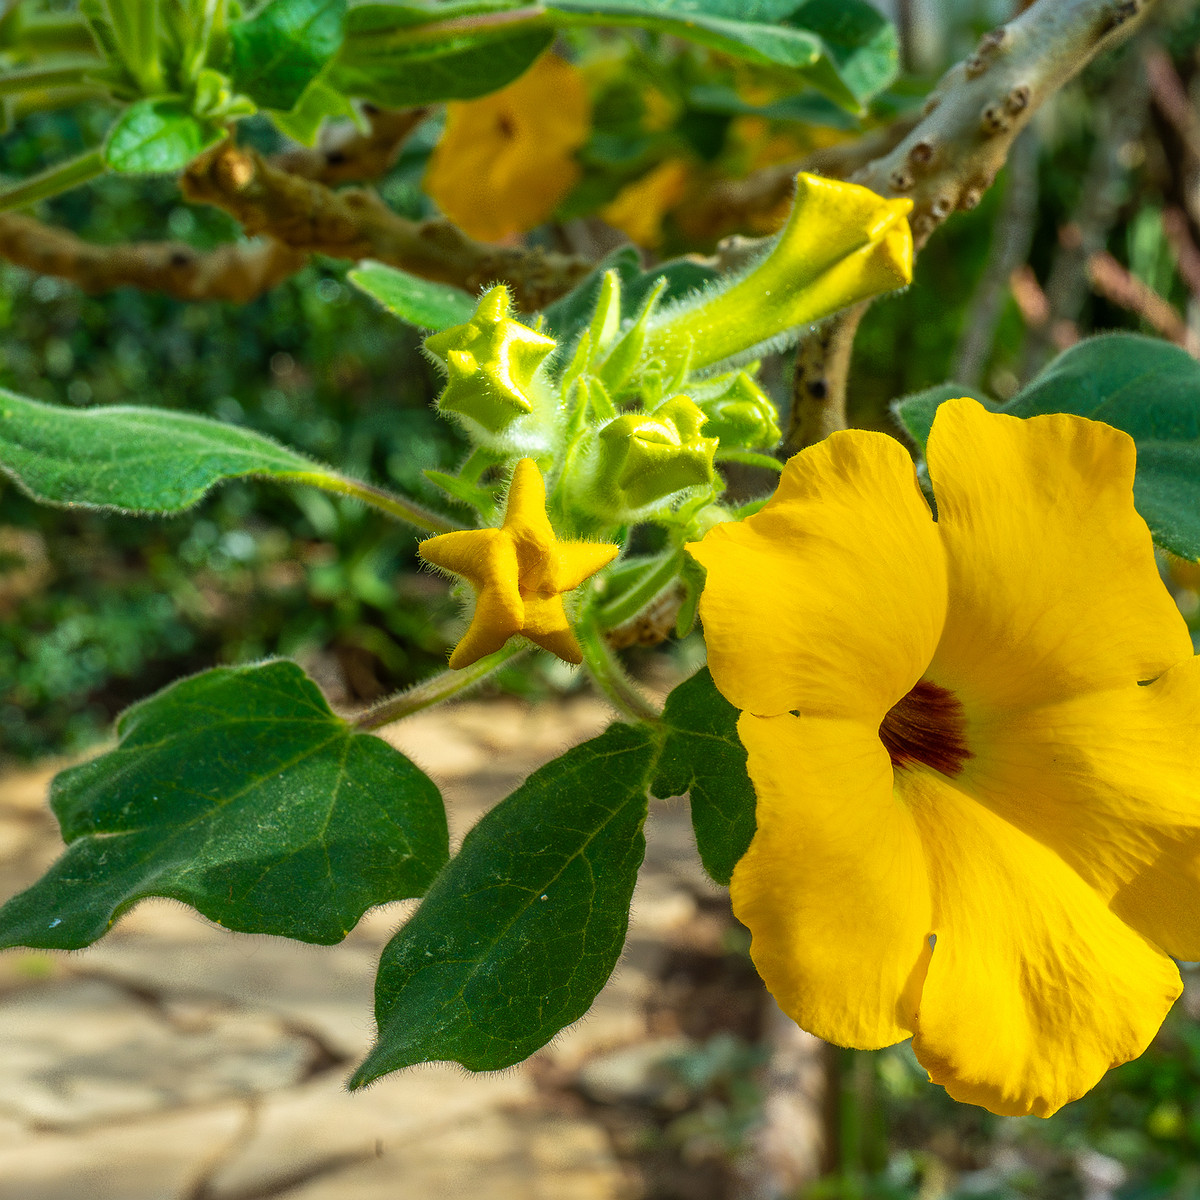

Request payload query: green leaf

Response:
[0,389,328,513]
[103,99,222,174]
[786,0,899,110]
[230,0,347,111]
[547,0,822,70]
[349,260,477,331]
[351,722,656,1084]
[269,76,358,145]
[655,668,756,887]
[893,334,1200,560]
[0,661,448,950]
[892,381,979,449]
[334,4,553,107]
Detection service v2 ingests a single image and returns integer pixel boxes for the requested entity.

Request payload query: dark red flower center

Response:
[879,679,972,776]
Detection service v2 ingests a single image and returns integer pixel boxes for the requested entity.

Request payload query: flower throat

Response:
[879,679,972,776]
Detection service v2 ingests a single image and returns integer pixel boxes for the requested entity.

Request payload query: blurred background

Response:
[3,0,1200,1197]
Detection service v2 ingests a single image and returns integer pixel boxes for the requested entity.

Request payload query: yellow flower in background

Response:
[419,459,617,669]
[601,159,693,249]
[690,398,1200,1117]
[425,54,590,243]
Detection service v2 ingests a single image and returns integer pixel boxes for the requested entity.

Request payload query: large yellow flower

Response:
[689,397,1200,1117]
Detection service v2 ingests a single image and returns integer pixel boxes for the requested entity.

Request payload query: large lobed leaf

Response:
[0,662,448,949]
[894,334,1200,560]
[0,389,327,513]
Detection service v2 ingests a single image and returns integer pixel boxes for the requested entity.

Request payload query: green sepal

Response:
[425,286,557,445]
[423,467,499,520]
[654,667,756,887]
[0,661,449,950]
[696,371,781,451]
[350,722,656,1084]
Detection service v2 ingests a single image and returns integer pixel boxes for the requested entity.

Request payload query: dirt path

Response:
[0,697,759,1200]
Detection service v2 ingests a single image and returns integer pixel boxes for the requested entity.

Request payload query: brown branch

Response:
[784,0,1160,453]
[1087,247,1200,353]
[180,141,593,311]
[1163,205,1200,300]
[272,104,430,186]
[1144,43,1200,163]
[675,113,921,244]
[0,212,306,302]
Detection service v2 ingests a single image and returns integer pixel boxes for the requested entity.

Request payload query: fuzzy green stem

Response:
[576,604,661,723]
[3,15,96,55]
[0,149,106,215]
[596,551,683,631]
[716,448,785,472]
[284,470,467,534]
[354,643,526,731]
[0,62,104,97]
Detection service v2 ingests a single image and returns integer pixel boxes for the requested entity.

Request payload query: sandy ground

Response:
[0,694,761,1200]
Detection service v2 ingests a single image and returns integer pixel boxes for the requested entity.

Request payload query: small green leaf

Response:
[0,389,329,513]
[351,722,656,1084]
[230,0,347,111]
[787,0,899,110]
[103,99,222,174]
[655,668,756,887]
[334,4,553,107]
[349,260,477,331]
[269,76,357,145]
[893,334,1200,560]
[0,661,448,950]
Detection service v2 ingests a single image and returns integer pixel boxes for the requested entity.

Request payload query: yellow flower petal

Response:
[926,398,1192,709]
[418,459,617,668]
[689,429,946,719]
[425,53,590,242]
[732,712,931,1049]
[601,158,693,249]
[904,767,1182,1118]
[965,654,1200,959]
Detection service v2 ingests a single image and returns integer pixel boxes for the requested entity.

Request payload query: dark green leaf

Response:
[547,0,822,70]
[334,4,552,107]
[103,99,222,174]
[230,0,347,111]
[786,0,899,110]
[0,389,328,513]
[349,260,477,331]
[0,661,448,950]
[351,722,656,1084]
[655,668,756,887]
[893,334,1200,560]
[892,381,979,449]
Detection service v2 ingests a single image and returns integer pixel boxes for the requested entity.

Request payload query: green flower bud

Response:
[580,396,718,521]
[425,286,556,445]
[696,371,781,450]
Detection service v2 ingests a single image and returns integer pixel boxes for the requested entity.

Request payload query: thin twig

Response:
[952,125,1040,386]
[1087,248,1200,353]
[273,105,431,187]
[1163,206,1200,300]
[181,141,593,311]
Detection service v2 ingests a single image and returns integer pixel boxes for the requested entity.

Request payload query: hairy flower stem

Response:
[576,605,661,723]
[354,644,527,731]
[287,471,467,535]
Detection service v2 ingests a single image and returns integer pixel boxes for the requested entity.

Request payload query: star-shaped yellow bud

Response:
[424,287,557,436]
[418,459,619,669]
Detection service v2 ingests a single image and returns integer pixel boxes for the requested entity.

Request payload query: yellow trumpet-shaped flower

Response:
[419,459,618,669]
[690,398,1200,1118]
